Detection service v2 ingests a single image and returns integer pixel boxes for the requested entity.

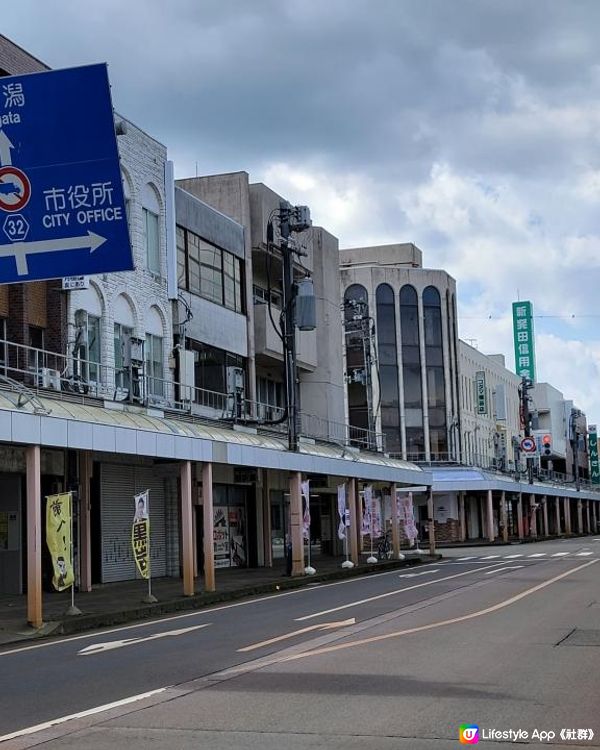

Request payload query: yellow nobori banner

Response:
[46,492,74,592]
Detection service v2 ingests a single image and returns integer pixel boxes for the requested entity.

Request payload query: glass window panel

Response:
[144,208,160,274]
[424,307,442,346]
[402,345,421,365]
[223,252,236,311]
[400,307,419,346]
[405,408,423,427]
[403,365,423,408]
[177,226,186,287]
[379,366,399,408]
[145,334,164,397]
[200,243,223,305]
[378,343,397,366]
[114,323,132,390]
[422,286,441,306]
[399,285,417,305]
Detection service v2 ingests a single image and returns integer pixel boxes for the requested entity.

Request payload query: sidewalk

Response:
[0,552,435,647]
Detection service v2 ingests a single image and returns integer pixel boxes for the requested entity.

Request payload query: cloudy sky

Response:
[4,0,600,423]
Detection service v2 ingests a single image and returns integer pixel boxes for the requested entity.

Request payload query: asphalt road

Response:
[2,535,600,749]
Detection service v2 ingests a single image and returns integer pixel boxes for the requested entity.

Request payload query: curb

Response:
[28,554,441,642]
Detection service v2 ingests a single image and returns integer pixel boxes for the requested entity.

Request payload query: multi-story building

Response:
[340,242,460,462]
[339,241,600,544]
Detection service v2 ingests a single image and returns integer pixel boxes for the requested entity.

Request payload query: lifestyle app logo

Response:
[459,725,479,744]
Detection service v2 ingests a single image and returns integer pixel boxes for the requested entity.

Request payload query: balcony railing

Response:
[0,338,383,453]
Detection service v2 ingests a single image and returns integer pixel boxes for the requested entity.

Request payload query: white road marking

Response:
[398,569,440,578]
[552,552,569,557]
[576,551,593,556]
[0,687,168,743]
[77,624,210,655]
[294,563,506,621]
[285,559,599,662]
[504,554,523,558]
[0,565,410,658]
[528,553,546,557]
[238,618,356,652]
[456,556,476,560]
[480,555,500,559]
[484,566,524,575]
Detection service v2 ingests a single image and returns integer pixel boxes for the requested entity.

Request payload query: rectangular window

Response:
[145,334,164,397]
[200,242,223,305]
[114,323,133,391]
[74,310,101,385]
[143,208,160,274]
[178,227,245,313]
[176,225,187,287]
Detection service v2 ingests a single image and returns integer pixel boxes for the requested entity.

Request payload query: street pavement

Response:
[2,536,600,749]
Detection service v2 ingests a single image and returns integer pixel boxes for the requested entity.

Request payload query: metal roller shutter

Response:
[100,464,167,582]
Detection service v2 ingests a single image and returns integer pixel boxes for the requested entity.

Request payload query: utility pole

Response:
[570,408,581,492]
[273,201,314,452]
[519,376,534,484]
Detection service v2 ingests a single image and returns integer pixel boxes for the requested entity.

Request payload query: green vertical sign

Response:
[589,426,599,484]
[512,301,536,382]
[475,371,487,414]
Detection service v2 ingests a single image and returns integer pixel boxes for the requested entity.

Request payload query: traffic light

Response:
[542,434,552,456]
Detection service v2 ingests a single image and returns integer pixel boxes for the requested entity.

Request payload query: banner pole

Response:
[65,491,81,616]
[341,482,354,569]
[144,489,157,603]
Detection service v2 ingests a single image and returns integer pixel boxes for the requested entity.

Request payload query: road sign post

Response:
[0,64,133,284]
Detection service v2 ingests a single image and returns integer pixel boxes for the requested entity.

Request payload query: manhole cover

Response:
[560,629,600,646]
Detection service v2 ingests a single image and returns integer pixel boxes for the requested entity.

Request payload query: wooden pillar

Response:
[192,505,198,578]
[26,445,42,628]
[202,462,215,592]
[501,491,508,543]
[529,494,537,538]
[180,461,194,596]
[564,497,572,535]
[585,500,591,535]
[577,498,583,534]
[348,478,359,565]
[593,501,598,534]
[486,489,494,542]
[390,484,400,558]
[79,450,93,592]
[555,496,561,536]
[542,496,548,537]
[427,488,436,556]
[262,470,273,568]
[289,471,304,576]
[459,492,466,542]
[517,492,524,539]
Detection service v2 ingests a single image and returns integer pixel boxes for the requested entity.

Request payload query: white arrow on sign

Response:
[0,129,14,167]
[0,231,107,276]
[77,623,210,656]
[398,569,439,578]
[238,618,356,653]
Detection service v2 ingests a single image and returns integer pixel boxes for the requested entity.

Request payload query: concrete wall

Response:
[459,340,522,469]
[301,227,345,426]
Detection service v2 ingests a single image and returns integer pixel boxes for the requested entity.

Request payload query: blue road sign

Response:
[0,64,133,283]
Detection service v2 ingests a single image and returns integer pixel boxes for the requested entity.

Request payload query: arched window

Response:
[344,285,370,436]
[400,285,424,457]
[376,284,400,453]
[142,183,161,275]
[73,285,103,386]
[423,286,447,457]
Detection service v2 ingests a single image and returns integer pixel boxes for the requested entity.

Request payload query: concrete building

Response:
[339,241,600,545]
[340,243,460,462]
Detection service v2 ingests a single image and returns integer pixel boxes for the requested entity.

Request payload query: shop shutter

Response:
[100,463,167,582]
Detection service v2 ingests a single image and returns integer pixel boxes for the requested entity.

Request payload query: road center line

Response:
[294,563,506,621]
[285,559,599,661]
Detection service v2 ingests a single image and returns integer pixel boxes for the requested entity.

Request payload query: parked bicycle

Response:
[377,529,393,560]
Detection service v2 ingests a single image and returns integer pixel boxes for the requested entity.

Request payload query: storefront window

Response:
[400,285,424,456]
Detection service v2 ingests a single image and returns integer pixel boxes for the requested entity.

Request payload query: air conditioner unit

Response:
[38,367,61,391]
[226,366,245,394]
